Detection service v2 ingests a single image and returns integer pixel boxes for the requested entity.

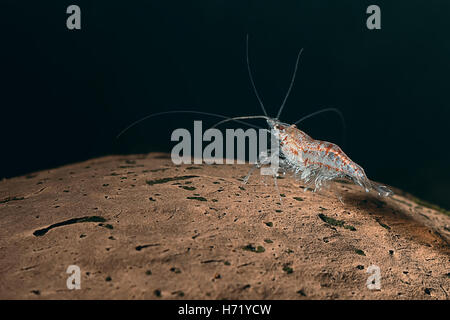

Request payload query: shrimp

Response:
[117,35,392,198]
[213,35,393,198]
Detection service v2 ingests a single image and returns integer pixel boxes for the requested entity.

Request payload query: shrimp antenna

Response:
[276,47,304,120]
[293,107,346,147]
[210,115,270,129]
[116,110,263,139]
[246,34,268,117]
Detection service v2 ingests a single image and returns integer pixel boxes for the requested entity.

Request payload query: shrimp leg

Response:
[243,150,272,184]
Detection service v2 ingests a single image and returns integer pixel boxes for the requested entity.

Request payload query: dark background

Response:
[1,1,449,209]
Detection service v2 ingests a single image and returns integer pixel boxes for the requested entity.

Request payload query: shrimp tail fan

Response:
[371,181,393,197]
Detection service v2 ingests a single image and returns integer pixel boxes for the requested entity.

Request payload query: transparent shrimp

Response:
[212,35,393,198]
[117,35,393,199]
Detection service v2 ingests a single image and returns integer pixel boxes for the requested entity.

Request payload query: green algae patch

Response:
[146,175,198,186]
[344,225,357,231]
[283,266,294,274]
[179,186,196,191]
[318,213,356,231]
[297,289,306,296]
[33,216,107,237]
[187,196,207,202]
[376,218,391,230]
[255,246,265,253]
[243,244,265,253]
[98,223,114,230]
[0,196,25,204]
[135,243,161,251]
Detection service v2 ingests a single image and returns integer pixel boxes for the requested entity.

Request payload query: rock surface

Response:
[0,153,449,299]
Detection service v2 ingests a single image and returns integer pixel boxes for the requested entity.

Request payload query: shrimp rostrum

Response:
[214,36,393,198]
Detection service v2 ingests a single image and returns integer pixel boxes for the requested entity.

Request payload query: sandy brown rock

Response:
[0,153,449,299]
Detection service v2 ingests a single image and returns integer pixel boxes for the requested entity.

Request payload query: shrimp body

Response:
[210,36,392,198]
[268,119,392,197]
